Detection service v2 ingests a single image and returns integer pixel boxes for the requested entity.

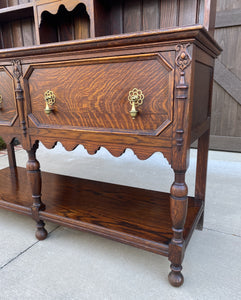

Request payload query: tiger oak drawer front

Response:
[25,53,174,136]
[0,67,18,126]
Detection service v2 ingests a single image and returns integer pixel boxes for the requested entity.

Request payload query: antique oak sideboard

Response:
[0,0,221,287]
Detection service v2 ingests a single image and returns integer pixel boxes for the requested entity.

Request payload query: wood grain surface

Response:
[0,67,17,126]
[0,16,36,49]
[0,167,203,255]
[108,0,208,34]
[192,61,213,130]
[0,0,220,287]
[26,53,174,135]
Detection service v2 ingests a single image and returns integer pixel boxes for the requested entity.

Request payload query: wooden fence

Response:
[210,0,241,152]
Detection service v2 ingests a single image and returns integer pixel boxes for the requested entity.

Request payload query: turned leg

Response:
[195,129,210,230]
[7,140,16,169]
[26,142,47,240]
[168,170,188,287]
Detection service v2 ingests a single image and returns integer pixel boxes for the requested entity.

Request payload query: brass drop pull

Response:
[0,94,3,109]
[44,90,56,115]
[128,88,144,119]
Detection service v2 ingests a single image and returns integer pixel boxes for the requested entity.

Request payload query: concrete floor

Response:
[0,143,240,300]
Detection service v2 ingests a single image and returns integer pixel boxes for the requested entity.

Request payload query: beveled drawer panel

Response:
[25,53,174,136]
[0,67,18,126]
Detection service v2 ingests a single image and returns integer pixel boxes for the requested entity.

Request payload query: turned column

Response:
[168,170,188,287]
[168,43,191,286]
[7,140,16,169]
[26,141,47,240]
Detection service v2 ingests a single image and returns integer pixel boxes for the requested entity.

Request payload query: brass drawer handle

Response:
[0,94,3,109]
[128,88,144,119]
[44,90,56,115]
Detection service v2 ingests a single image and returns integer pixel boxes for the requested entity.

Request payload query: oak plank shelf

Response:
[0,167,203,256]
[0,0,221,288]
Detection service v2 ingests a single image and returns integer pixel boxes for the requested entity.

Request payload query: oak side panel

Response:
[11,21,24,48]
[143,0,159,31]
[0,17,35,49]
[179,0,198,26]
[21,17,36,47]
[58,8,75,42]
[74,8,90,39]
[94,0,111,37]
[123,0,142,33]
[160,0,179,28]
[192,61,213,131]
[110,1,123,35]
[1,23,13,48]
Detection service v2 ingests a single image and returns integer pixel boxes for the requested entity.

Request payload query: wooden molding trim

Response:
[214,60,241,106]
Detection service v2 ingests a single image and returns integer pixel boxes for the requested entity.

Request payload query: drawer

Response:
[25,53,174,136]
[0,67,18,126]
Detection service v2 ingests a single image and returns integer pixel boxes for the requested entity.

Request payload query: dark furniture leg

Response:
[168,169,188,287]
[7,141,16,169]
[26,141,47,240]
[195,129,210,230]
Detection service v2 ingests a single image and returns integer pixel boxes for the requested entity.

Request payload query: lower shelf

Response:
[0,167,203,256]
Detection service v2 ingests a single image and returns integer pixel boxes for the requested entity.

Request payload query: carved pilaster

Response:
[12,60,27,136]
[175,44,191,151]
[168,44,192,287]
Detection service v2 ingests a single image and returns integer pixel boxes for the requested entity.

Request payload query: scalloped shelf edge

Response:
[0,133,172,164]
[39,139,172,164]
[38,1,91,24]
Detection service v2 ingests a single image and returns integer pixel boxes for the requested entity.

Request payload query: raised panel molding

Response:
[24,53,174,136]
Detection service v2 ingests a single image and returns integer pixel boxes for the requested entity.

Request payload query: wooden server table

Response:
[0,0,221,287]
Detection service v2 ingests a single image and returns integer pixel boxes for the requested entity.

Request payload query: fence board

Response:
[214,60,241,106]
[215,9,241,28]
[209,0,241,152]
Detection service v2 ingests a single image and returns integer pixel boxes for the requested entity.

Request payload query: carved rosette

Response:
[12,60,27,135]
[175,44,192,151]
[175,44,191,72]
[12,60,23,81]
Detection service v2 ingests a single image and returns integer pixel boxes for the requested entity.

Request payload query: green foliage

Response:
[0,137,6,150]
